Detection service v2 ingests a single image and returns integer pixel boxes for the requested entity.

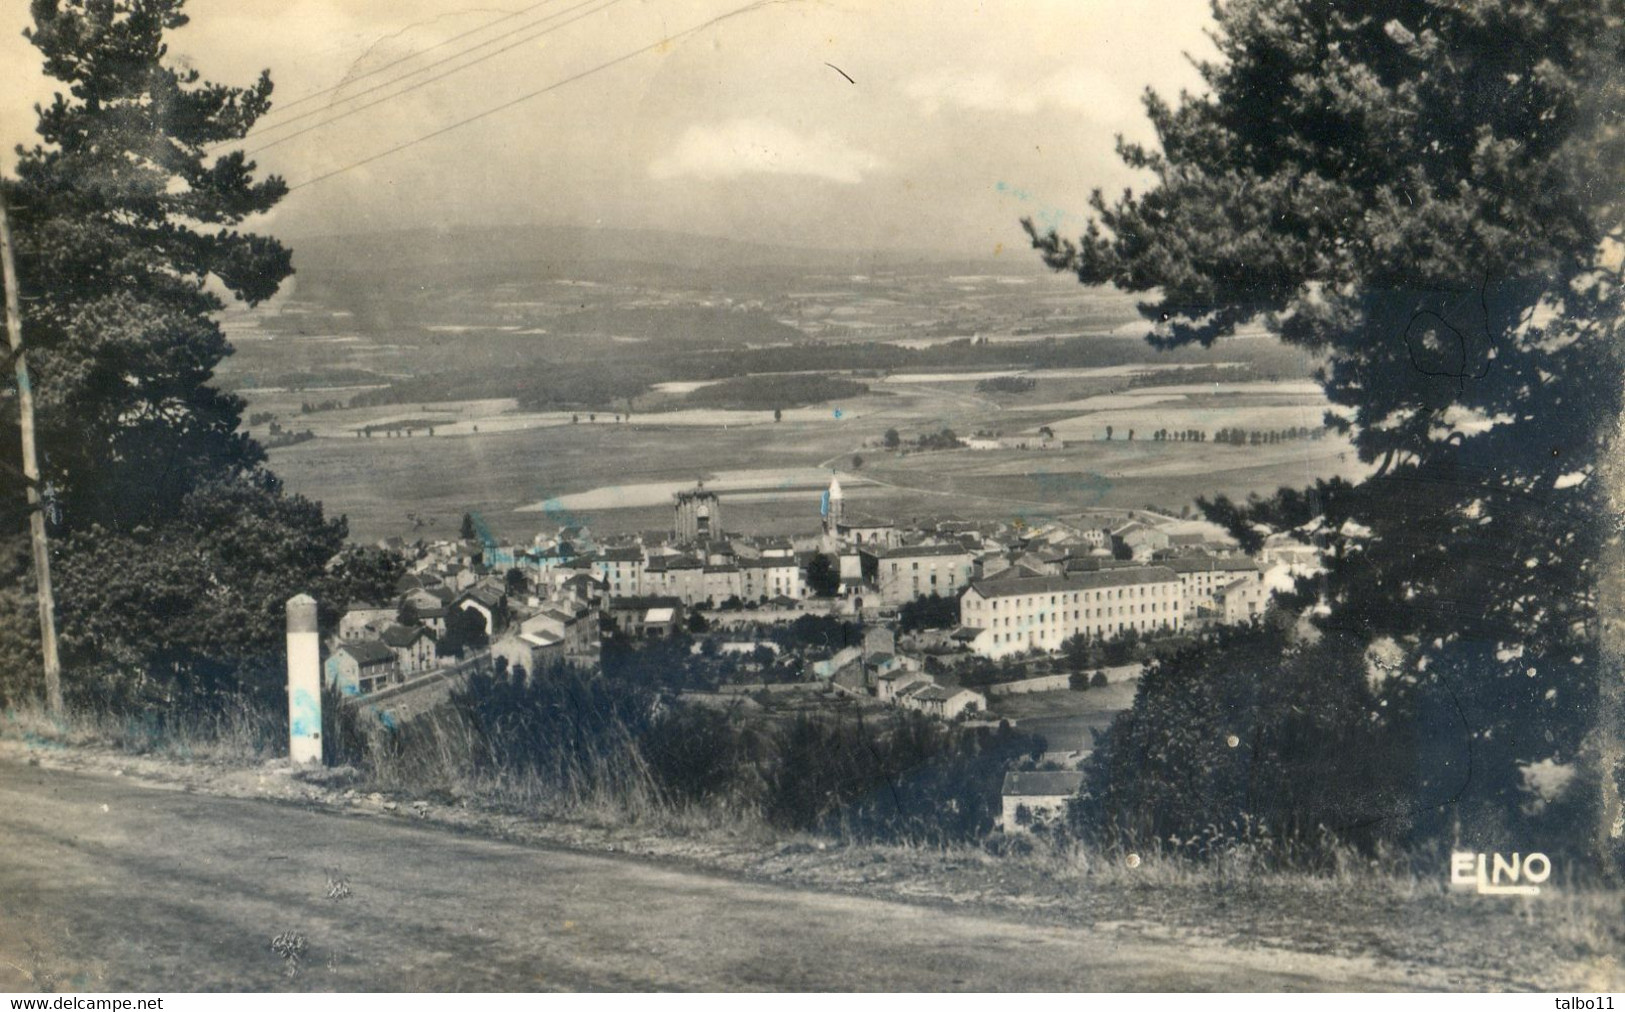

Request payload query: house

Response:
[1165,532,1210,553]
[522,604,599,662]
[325,640,400,696]
[642,607,679,638]
[1259,532,1323,567]
[877,671,929,702]
[491,602,600,676]
[1212,575,1270,624]
[337,603,396,641]
[559,571,607,605]
[898,683,984,720]
[957,566,1184,659]
[607,595,686,637]
[863,543,975,607]
[1000,770,1086,831]
[454,584,507,635]
[590,546,646,597]
[739,555,804,602]
[402,585,453,612]
[1110,521,1171,561]
[645,554,706,606]
[379,623,438,675]
[866,652,919,688]
[490,629,563,678]
[836,516,900,549]
[702,564,743,605]
[416,605,448,636]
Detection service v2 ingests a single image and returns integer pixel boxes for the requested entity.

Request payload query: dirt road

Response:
[0,760,1432,991]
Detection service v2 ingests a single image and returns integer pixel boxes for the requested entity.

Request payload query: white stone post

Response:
[286,594,323,765]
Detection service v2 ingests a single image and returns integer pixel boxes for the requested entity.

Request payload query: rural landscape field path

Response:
[0,760,1432,991]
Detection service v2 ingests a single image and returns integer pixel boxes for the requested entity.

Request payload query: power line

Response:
[234,0,591,147]
[288,0,785,192]
[256,0,570,123]
[244,0,624,156]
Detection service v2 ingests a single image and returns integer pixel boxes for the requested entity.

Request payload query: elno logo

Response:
[1450,851,1551,896]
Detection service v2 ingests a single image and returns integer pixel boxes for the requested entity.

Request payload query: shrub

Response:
[1068,624,1412,863]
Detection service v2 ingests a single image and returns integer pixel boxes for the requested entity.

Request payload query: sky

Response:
[0,0,1218,258]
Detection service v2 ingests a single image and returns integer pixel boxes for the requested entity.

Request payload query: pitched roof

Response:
[967,566,1179,600]
[379,624,431,648]
[872,543,973,560]
[1163,556,1261,574]
[459,585,505,609]
[609,595,684,611]
[740,556,796,569]
[335,640,397,666]
[1002,770,1086,797]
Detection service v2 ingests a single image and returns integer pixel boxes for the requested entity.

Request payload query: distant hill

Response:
[288,224,1018,283]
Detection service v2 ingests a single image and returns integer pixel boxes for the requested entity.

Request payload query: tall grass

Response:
[1,692,283,762]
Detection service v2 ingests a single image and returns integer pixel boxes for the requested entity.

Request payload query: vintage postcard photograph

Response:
[0,0,1623,994]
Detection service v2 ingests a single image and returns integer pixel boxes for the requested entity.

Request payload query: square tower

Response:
[673,484,722,544]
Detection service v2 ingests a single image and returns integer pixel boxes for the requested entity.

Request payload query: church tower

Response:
[674,482,722,544]
[821,474,845,536]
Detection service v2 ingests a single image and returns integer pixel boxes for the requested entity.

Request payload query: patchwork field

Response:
[255,369,1366,544]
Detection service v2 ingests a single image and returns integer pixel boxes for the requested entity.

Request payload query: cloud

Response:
[905,67,1130,117]
[648,118,885,184]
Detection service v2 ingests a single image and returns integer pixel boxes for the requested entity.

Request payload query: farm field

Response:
[256,368,1366,543]
[988,683,1142,753]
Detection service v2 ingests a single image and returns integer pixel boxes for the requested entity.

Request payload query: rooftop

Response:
[379,624,430,648]
[1164,556,1261,574]
[967,566,1179,600]
[335,640,396,666]
[871,543,973,559]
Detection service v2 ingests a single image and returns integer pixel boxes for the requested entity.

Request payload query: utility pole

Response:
[0,190,63,716]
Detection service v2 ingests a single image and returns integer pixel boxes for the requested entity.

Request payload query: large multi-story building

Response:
[740,555,804,601]
[863,543,975,608]
[1163,555,1264,619]
[957,566,1183,659]
[590,546,645,597]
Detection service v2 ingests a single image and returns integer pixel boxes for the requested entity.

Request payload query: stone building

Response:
[673,483,723,543]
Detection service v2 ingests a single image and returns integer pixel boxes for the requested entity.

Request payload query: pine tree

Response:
[1029,0,1625,845]
[4,0,293,531]
[0,1,377,707]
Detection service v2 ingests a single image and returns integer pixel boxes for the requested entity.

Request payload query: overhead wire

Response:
[250,0,571,124]
[242,0,626,156]
[287,0,787,192]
